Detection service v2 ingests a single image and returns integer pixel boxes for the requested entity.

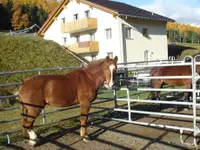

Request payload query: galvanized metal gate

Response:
[93,55,200,148]
[1,56,200,148]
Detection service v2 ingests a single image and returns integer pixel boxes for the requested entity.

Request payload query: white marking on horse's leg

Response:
[28,130,37,140]
[80,127,84,137]
[109,65,115,88]
[29,140,37,146]
[27,130,37,146]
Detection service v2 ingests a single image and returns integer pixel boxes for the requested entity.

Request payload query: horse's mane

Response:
[85,59,105,69]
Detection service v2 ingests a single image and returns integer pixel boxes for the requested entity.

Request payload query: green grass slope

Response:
[168,43,200,59]
[0,35,82,95]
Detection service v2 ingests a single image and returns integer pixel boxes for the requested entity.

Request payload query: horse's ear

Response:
[114,56,118,63]
[105,56,110,62]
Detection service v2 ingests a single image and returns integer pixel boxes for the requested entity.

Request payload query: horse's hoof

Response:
[82,135,92,143]
[28,138,39,146]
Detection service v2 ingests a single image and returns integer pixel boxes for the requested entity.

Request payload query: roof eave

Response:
[119,14,175,22]
[37,0,70,36]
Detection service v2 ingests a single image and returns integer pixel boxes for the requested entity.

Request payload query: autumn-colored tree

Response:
[11,0,30,30]
[167,22,200,44]
[0,0,59,30]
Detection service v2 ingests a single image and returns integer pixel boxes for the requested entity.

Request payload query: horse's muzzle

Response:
[104,82,114,89]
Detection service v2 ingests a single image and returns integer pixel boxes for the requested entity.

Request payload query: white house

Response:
[38,0,174,63]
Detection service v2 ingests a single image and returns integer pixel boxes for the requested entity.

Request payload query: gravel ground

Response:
[0,107,199,150]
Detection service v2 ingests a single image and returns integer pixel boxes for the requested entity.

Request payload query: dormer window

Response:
[85,10,90,18]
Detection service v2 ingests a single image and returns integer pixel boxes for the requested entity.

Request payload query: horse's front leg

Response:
[183,82,192,102]
[80,101,91,142]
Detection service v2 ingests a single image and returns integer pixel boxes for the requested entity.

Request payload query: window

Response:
[92,54,97,60]
[107,52,113,58]
[63,37,67,44]
[75,36,80,42]
[73,13,79,20]
[142,28,148,36]
[105,28,112,39]
[62,17,66,23]
[125,27,133,39]
[90,33,95,41]
[85,10,90,18]
[144,50,149,62]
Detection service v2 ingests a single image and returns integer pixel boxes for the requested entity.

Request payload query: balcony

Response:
[66,41,99,54]
[61,18,98,34]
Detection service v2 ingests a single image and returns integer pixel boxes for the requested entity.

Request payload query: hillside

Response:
[0,35,82,95]
[168,43,200,59]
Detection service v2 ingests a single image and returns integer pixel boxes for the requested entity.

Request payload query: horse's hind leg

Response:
[80,102,91,142]
[151,80,163,100]
[21,105,43,146]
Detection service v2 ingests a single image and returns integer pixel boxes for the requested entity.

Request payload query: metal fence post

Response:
[42,109,46,124]
[113,85,118,108]
[6,134,10,144]
[193,56,198,146]
[37,71,46,124]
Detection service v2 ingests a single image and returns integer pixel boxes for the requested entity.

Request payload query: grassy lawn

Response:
[168,43,200,59]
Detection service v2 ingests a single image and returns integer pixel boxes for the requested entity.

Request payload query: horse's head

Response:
[103,56,118,89]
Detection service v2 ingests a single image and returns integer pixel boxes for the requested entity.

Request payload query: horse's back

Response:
[150,66,192,86]
[151,66,191,76]
[19,73,79,106]
[19,68,93,107]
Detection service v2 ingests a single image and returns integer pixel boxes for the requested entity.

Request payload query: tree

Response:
[11,1,30,30]
[0,0,13,30]
[1,0,59,30]
[167,22,200,44]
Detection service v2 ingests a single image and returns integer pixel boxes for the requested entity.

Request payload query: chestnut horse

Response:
[19,56,118,146]
[150,61,200,101]
[150,66,193,101]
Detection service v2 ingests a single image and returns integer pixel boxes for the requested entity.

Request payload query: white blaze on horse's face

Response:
[104,64,116,89]
[109,64,115,88]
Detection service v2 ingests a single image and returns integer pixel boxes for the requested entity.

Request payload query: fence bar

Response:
[138,76,192,79]
[118,63,192,69]
[0,82,22,87]
[93,116,198,133]
[138,88,193,92]
[116,98,198,106]
[114,108,200,120]
[0,66,77,75]
[0,95,18,99]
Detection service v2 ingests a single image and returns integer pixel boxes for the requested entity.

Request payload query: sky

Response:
[114,0,200,26]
